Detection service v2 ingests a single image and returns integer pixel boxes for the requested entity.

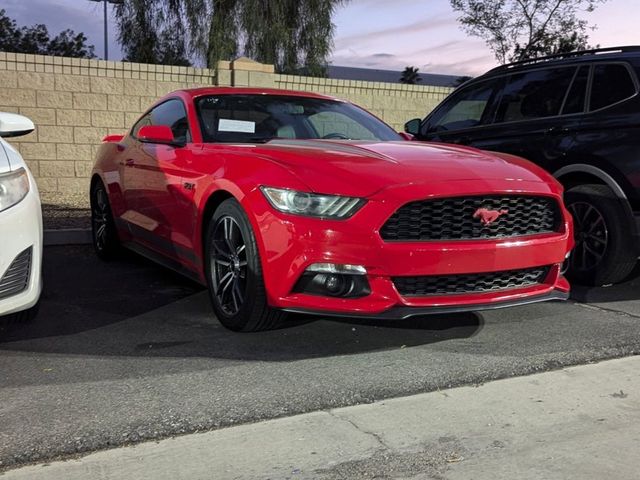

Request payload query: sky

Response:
[2,0,639,76]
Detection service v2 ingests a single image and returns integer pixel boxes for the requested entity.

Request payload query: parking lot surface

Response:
[1,246,640,469]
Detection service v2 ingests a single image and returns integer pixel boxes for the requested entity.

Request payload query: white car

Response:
[0,112,42,322]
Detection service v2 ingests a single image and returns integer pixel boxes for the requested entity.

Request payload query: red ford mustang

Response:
[91,87,574,331]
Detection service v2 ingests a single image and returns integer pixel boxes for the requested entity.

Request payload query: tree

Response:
[400,66,422,84]
[453,75,473,87]
[0,9,95,58]
[114,0,345,74]
[114,0,192,66]
[450,0,608,64]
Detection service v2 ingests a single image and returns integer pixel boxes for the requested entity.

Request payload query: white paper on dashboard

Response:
[218,119,256,133]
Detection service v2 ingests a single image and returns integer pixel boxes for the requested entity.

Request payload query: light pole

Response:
[88,0,124,60]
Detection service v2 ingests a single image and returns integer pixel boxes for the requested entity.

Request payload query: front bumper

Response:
[283,289,570,319]
[0,172,43,317]
[244,179,574,317]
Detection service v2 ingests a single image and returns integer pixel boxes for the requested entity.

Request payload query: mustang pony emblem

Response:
[473,208,508,226]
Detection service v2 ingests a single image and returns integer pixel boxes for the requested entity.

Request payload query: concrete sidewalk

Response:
[4,356,639,479]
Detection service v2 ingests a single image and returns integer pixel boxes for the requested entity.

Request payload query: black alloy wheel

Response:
[205,199,286,332]
[567,201,608,273]
[564,184,637,286]
[211,216,248,316]
[90,180,119,260]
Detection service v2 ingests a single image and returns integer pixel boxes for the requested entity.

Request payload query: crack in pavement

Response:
[327,410,392,451]
[574,300,640,321]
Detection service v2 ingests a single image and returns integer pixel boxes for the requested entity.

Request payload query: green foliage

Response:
[400,66,421,84]
[114,0,345,75]
[0,9,96,58]
[114,0,191,66]
[450,0,608,64]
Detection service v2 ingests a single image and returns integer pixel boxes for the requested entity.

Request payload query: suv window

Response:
[425,78,501,132]
[561,66,589,115]
[149,99,191,143]
[590,64,637,111]
[494,67,576,123]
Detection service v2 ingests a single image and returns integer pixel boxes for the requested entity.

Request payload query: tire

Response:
[564,184,637,286]
[204,199,287,332]
[90,179,120,260]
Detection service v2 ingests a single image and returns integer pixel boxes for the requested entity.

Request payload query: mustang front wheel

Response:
[205,199,286,332]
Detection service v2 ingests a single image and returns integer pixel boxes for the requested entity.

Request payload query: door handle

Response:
[545,126,569,135]
[125,158,135,167]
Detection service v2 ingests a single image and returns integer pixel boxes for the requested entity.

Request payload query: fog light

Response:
[325,274,342,293]
[292,265,370,298]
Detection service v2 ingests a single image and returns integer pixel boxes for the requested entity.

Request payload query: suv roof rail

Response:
[486,45,640,74]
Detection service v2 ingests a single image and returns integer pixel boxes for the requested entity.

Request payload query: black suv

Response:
[405,46,640,286]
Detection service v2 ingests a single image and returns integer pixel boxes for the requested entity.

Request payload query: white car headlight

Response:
[0,168,30,212]
[260,187,365,219]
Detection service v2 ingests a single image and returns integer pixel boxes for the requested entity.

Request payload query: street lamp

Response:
[88,0,124,60]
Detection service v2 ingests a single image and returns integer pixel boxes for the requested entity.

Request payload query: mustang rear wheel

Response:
[90,180,120,260]
[565,184,637,286]
[205,199,286,332]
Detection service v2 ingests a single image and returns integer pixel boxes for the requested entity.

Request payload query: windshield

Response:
[195,94,401,143]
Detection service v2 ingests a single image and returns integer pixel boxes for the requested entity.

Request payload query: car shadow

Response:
[0,245,483,363]
[570,263,640,303]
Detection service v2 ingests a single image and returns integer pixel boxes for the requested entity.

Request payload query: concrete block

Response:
[37,125,73,143]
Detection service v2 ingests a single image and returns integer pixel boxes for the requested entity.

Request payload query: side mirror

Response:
[404,118,421,136]
[0,112,35,138]
[137,125,184,147]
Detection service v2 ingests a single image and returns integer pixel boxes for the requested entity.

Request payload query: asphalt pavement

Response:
[1,246,640,471]
[5,356,639,479]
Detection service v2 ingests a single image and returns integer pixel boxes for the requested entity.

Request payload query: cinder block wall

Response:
[0,52,453,207]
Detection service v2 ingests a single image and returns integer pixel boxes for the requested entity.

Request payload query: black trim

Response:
[0,129,34,138]
[282,290,569,320]
[123,241,204,285]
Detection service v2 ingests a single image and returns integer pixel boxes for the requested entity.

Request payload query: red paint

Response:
[137,125,176,144]
[92,87,574,317]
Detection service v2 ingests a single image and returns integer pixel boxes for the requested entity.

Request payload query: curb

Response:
[43,229,92,246]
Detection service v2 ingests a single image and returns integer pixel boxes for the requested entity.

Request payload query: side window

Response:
[131,113,151,137]
[590,64,637,111]
[426,79,501,132]
[150,99,191,143]
[561,66,589,115]
[494,67,576,123]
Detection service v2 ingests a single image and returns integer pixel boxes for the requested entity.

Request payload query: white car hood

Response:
[0,139,10,174]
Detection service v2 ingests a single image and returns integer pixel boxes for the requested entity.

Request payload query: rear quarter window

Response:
[590,64,637,111]
[494,67,576,123]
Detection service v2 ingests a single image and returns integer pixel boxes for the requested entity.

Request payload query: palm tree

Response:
[400,66,422,84]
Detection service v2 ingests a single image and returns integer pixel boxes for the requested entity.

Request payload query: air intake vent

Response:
[380,195,561,241]
[0,247,32,300]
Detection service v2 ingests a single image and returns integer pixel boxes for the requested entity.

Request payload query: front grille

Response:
[380,195,560,241]
[0,247,32,300]
[393,266,550,296]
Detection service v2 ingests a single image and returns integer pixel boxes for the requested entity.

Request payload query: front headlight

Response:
[260,187,366,219]
[0,168,30,212]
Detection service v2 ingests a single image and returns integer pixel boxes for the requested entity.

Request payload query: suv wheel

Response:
[565,184,637,285]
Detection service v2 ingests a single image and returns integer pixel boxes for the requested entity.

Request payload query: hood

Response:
[244,139,549,197]
[0,138,11,174]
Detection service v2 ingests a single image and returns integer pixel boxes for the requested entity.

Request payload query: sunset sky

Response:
[3,0,638,76]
